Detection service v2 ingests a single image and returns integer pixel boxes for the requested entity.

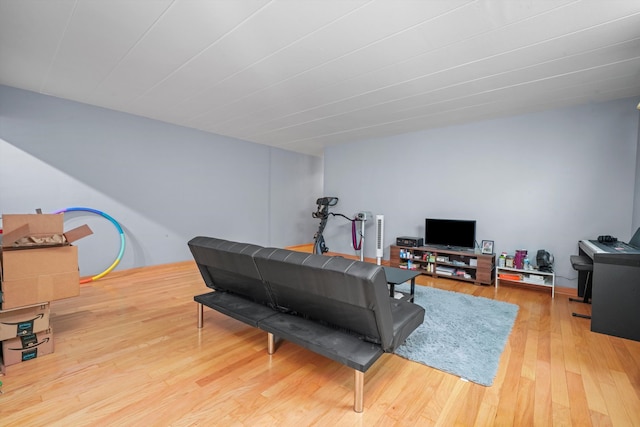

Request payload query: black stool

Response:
[569,255,592,319]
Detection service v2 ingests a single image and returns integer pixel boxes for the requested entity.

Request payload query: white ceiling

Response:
[1,0,640,156]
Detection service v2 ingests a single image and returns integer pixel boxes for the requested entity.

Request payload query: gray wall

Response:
[3,84,639,291]
[322,97,640,289]
[0,85,322,276]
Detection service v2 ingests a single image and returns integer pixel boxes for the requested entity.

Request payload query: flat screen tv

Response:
[425,218,476,250]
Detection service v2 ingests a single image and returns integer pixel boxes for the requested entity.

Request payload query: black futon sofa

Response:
[189,236,425,412]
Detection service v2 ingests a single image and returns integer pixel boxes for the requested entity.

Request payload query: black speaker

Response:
[597,235,617,243]
[536,250,554,273]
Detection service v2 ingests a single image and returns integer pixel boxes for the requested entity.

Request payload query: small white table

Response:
[495,266,555,298]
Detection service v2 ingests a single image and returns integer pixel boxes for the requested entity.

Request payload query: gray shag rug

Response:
[394,285,519,386]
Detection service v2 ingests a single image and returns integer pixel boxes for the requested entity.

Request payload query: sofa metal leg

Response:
[354,370,364,413]
[197,303,203,328]
[267,333,275,354]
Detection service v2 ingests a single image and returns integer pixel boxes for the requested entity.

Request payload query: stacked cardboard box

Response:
[1,304,54,373]
[0,213,91,371]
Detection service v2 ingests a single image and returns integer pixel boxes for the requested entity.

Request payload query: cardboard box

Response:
[2,213,92,249]
[0,246,79,309]
[1,328,54,366]
[0,303,50,341]
[2,214,64,248]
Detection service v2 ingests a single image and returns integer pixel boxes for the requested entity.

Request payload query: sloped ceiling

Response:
[1,0,640,156]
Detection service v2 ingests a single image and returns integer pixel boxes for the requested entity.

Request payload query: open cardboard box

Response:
[1,213,93,310]
[2,213,92,249]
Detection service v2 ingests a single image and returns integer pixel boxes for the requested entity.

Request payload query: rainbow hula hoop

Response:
[53,207,125,284]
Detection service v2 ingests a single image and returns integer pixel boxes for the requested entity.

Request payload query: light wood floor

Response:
[1,259,639,426]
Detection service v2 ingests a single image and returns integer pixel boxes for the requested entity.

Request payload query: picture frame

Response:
[481,240,494,254]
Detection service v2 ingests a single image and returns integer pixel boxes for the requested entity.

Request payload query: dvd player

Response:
[396,236,423,247]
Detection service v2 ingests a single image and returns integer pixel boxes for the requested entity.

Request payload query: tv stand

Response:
[390,245,495,286]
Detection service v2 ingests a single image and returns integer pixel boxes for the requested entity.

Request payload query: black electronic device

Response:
[424,218,476,249]
[597,235,617,243]
[536,250,554,272]
[396,236,423,247]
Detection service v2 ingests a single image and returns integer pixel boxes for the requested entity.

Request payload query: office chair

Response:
[569,255,593,319]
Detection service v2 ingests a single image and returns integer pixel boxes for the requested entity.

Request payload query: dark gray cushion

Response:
[195,291,277,327]
[188,236,273,306]
[258,312,384,371]
[253,247,398,351]
[570,255,593,272]
[388,298,426,350]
